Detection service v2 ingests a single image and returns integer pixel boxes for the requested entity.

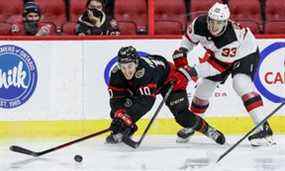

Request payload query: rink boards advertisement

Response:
[0,38,284,137]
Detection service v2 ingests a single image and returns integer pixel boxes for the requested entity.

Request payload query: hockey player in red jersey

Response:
[105,46,225,145]
[172,2,275,146]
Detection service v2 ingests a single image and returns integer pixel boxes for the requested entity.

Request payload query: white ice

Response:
[1,135,285,171]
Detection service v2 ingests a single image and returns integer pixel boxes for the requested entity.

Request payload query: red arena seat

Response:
[35,0,66,26]
[70,0,86,22]
[266,0,285,21]
[0,23,11,35]
[229,0,261,23]
[237,21,261,34]
[114,0,147,33]
[6,15,22,24]
[155,20,183,35]
[117,21,137,35]
[0,0,23,22]
[62,22,77,35]
[190,0,217,21]
[155,0,187,31]
[265,21,285,34]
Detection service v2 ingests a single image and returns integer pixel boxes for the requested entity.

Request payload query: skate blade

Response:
[249,136,276,147]
[104,140,123,145]
[176,137,190,143]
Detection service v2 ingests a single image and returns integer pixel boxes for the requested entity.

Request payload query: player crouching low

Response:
[105,46,225,145]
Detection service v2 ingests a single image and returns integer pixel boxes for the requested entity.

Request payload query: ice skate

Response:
[105,132,124,144]
[176,128,195,143]
[248,122,276,146]
[204,126,225,145]
[106,125,137,144]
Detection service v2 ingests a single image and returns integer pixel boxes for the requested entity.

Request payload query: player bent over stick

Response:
[172,2,275,146]
[105,46,225,145]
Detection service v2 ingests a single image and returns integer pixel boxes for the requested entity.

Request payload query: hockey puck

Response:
[74,155,83,163]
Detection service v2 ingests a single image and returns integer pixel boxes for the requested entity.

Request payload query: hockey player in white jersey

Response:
[172,2,275,146]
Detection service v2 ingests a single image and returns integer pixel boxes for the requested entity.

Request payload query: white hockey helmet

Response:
[207,2,230,36]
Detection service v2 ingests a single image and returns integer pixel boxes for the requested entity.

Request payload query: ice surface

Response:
[1,135,285,171]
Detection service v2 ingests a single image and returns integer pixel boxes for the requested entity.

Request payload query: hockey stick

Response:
[10,128,110,157]
[216,103,285,163]
[123,83,174,148]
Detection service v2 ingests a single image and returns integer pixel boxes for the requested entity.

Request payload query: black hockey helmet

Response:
[23,2,41,18]
[117,46,139,64]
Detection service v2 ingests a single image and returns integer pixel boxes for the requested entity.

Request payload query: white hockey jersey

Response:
[181,15,258,64]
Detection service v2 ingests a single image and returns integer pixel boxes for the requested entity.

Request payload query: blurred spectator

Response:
[75,0,120,35]
[11,2,56,36]
[23,0,35,3]
[104,0,115,17]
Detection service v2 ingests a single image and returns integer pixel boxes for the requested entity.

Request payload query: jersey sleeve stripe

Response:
[108,85,127,91]
[242,92,259,101]
[206,56,232,73]
[141,83,157,89]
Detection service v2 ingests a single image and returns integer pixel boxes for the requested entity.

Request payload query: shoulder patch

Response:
[111,65,119,73]
[135,68,145,78]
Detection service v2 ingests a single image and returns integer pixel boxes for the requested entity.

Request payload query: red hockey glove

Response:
[114,109,133,126]
[169,69,188,91]
[177,65,198,82]
[172,47,189,68]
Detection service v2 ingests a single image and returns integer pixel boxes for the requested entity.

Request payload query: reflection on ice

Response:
[0,135,285,171]
[179,158,210,170]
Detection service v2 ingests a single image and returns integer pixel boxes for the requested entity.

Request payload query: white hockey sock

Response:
[248,107,265,131]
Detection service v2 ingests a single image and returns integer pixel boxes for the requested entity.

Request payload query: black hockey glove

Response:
[110,109,136,134]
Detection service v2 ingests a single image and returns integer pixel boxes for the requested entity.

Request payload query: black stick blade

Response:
[10,145,38,157]
[122,137,139,149]
[216,156,223,163]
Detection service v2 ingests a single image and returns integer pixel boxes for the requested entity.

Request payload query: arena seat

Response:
[35,0,66,26]
[264,0,285,34]
[0,23,11,35]
[114,0,147,33]
[264,21,285,34]
[62,22,77,35]
[117,21,137,35]
[155,20,183,35]
[0,0,23,22]
[237,20,261,34]
[229,0,261,22]
[190,0,217,21]
[190,0,262,28]
[266,0,285,21]
[155,0,187,31]
[0,15,5,23]
[70,0,86,22]
[6,15,22,24]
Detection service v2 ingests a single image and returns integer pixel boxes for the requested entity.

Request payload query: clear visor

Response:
[207,17,227,36]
